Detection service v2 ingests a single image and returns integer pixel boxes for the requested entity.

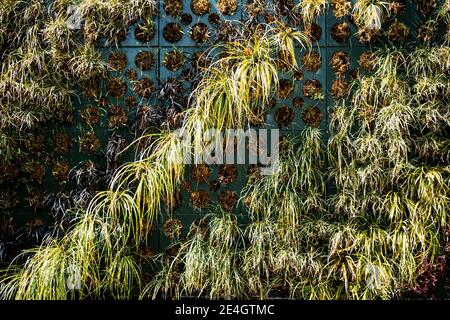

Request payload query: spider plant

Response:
[69,44,108,80]
[107,129,190,231]
[103,253,141,299]
[210,26,278,125]
[143,208,245,299]
[43,16,77,53]
[353,0,389,30]
[0,241,78,300]
[241,219,277,298]
[295,0,328,25]
[272,21,312,68]
[79,0,157,46]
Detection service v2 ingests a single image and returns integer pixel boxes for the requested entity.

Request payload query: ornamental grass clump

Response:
[327,45,449,299]
[142,208,245,299]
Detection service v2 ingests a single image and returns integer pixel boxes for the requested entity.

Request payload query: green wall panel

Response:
[1,0,439,260]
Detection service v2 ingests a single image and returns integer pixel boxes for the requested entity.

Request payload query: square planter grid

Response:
[9,2,431,254]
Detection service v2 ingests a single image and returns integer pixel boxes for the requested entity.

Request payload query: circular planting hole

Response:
[331,22,350,43]
[134,78,154,98]
[163,218,183,240]
[23,161,45,183]
[80,106,100,127]
[208,13,221,25]
[275,0,294,15]
[191,0,211,15]
[182,180,192,192]
[302,79,323,100]
[416,0,438,16]
[359,51,375,72]
[52,160,70,183]
[189,218,208,237]
[264,13,277,24]
[125,96,137,109]
[305,23,322,42]
[218,164,237,184]
[292,67,304,80]
[218,190,238,212]
[301,51,322,72]
[189,23,210,43]
[108,105,128,128]
[163,23,183,43]
[163,50,185,71]
[135,21,156,43]
[164,0,184,17]
[54,133,72,154]
[248,107,266,126]
[27,189,44,210]
[217,0,238,15]
[293,96,304,109]
[349,68,360,80]
[190,190,211,210]
[181,13,193,25]
[209,180,221,192]
[246,0,266,18]
[135,51,154,71]
[330,51,351,75]
[191,51,211,70]
[388,0,406,16]
[302,106,323,128]
[216,21,240,42]
[126,69,137,80]
[330,78,350,100]
[331,0,351,18]
[79,132,101,154]
[417,22,436,44]
[107,77,127,99]
[387,21,410,43]
[81,78,101,100]
[357,28,379,45]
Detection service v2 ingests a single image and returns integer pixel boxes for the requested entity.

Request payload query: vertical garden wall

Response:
[0,0,449,299]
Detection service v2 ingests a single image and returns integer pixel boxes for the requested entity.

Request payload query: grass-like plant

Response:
[194,22,311,130]
[144,208,244,299]
[69,44,108,80]
[0,0,156,300]
[110,131,187,226]
[295,0,329,25]
[326,45,449,299]
[79,0,157,45]
[353,0,389,30]
[272,21,312,68]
